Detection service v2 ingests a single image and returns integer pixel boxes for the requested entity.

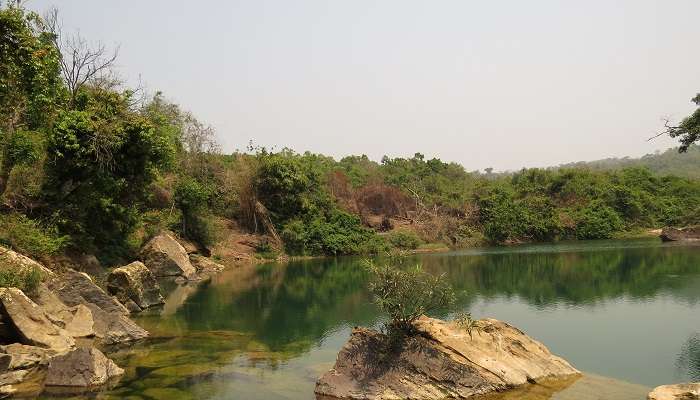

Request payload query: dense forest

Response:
[1,4,700,266]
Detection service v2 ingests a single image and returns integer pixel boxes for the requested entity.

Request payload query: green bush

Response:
[0,265,43,295]
[364,258,455,340]
[174,178,216,246]
[0,213,68,259]
[575,201,623,240]
[387,230,422,250]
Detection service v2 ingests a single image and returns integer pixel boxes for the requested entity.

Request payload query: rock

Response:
[84,304,148,345]
[74,254,103,276]
[0,344,49,398]
[0,246,53,277]
[139,233,197,278]
[189,254,225,276]
[0,288,75,354]
[660,226,700,242]
[315,316,579,400]
[49,269,128,316]
[648,383,700,400]
[34,284,95,338]
[47,269,147,345]
[107,261,164,312]
[45,347,124,387]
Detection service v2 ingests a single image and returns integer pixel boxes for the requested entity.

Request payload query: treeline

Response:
[1,4,699,265]
[556,145,700,180]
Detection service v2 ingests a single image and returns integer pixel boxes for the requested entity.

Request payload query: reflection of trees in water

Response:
[676,333,700,381]
[166,243,700,357]
[419,244,700,307]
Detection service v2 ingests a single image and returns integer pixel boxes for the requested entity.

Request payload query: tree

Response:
[44,8,119,107]
[44,88,174,259]
[660,93,700,152]
[0,4,64,195]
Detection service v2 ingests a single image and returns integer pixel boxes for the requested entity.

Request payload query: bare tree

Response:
[44,8,119,106]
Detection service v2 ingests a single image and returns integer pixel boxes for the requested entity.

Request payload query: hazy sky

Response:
[28,0,700,171]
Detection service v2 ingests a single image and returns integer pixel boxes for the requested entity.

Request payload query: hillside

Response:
[556,145,700,179]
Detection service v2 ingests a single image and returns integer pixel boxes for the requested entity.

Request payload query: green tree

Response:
[44,88,174,259]
[663,93,700,152]
[0,4,64,195]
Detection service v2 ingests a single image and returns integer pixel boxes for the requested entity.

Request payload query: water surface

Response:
[102,239,700,399]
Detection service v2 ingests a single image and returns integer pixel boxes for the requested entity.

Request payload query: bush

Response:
[575,201,623,240]
[387,230,422,250]
[364,258,455,342]
[174,178,216,246]
[0,213,68,259]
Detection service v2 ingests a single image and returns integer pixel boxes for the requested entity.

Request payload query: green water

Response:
[99,239,700,399]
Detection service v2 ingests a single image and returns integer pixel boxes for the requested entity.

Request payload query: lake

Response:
[99,238,700,399]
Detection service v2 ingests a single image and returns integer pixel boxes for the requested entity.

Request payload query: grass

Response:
[0,265,44,295]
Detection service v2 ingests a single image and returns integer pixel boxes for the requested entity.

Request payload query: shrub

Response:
[387,230,422,250]
[0,213,68,259]
[174,178,216,246]
[364,258,455,342]
[575,201,623,240]
[0,265,43,295]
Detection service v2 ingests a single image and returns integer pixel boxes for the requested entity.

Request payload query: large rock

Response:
[315,316,579,399]
[0,246,53,277]
[34,284,95,338]
[45,347,124,387]
[139,233,196,278]
[48,269,147,345]
[0,288,74,354]
[107,261,164,312]
[0,344,50,398]
[660,226,700,242]
[648,383,700,400]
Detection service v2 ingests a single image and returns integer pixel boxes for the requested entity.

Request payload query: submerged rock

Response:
[44,347,124,388]
[0,288,75,354]
[315,316,579,399]
[140,233,197,278]
[660,226,700,242]
[107,261,164,312]
[648,383,700,400]
[0,344,50,398]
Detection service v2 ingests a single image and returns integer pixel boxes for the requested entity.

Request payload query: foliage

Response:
[575,201,623,240]
[454,311,481,340]
[664,93,700,153]
[44,89,175,259]
[364,258,455,338]
[0,213,67,259]
[0,265,43,295]
[386,230,422,250]
[174,177,215,246]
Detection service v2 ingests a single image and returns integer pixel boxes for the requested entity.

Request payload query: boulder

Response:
[107,261,164,312]
[34,284,95,338]
[660,226,700,242]
[0,288,74,354]
[48,269,147,344]
[49,269,128,316]
[139,233,196,278]
[648,383,700,400]
[0,246,53,277]
[189,254,225,276]
[315,316,579,399]
[45,347,124,387]
[0,344,50,398]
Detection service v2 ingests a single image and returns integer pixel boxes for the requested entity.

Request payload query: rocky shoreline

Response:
[0,231,228,397]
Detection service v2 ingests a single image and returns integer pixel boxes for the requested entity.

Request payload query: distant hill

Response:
[555,145,700,179]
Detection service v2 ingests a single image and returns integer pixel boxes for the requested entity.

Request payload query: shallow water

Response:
[97,239,700,399]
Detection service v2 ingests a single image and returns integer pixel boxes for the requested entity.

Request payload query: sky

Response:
[27,0,700,171]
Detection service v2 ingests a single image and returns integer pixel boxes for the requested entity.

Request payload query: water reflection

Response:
[102,239,700,399]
